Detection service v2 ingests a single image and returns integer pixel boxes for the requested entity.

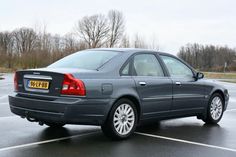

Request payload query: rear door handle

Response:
[139,82,146,86]
[175,81,181,86]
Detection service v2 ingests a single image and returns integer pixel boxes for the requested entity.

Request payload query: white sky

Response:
[0,0,236,54]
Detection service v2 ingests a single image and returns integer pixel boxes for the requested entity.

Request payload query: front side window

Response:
[133,54,164,77]
[160,55,193,77]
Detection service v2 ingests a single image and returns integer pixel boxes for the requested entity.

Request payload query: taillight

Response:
[14,72,18,91]
[61,74,86,96]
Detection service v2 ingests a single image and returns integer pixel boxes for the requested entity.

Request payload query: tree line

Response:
[178,43,236,72]
[0,10,235,72]
[0,10,158,70]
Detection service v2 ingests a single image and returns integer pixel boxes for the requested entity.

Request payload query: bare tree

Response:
[0,25,92,70]
[0,32,14,68]
[74,14,110,48]
[178,43,236,72]
[13,28,38,68]
[107,10,125,47]
[133,34,148,48]
[63,33,80,54]
[120,34,130,48]
[148,35,159,51]
[13,28,37,54]
[0,10,235,72]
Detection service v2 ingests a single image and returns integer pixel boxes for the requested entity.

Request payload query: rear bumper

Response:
[9,94,114,125]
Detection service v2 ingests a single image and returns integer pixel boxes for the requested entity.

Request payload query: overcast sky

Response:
[0,0,235,54]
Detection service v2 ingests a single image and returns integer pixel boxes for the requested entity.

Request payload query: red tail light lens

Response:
[61,74,86,96]
[14,72,18,91]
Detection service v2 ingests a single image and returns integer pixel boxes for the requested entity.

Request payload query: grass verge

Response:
[0,67,15,73]
[219,80,236,83]
[203,72,236,79]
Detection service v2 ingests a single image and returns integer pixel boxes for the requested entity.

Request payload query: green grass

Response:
[0,67,15,73]
[203,72,236,79]
[203,72,236,83]
[219,80,236,83]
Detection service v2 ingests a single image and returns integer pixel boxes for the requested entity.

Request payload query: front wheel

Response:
[203,93,224,124]
[101,98,138,140]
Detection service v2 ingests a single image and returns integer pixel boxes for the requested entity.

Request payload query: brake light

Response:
[61,74,86,96]
[14,72,18,91]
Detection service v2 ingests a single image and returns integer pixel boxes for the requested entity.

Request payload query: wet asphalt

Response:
[0,73,236,157]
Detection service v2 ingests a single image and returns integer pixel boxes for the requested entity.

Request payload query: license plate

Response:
[28,80,49,89]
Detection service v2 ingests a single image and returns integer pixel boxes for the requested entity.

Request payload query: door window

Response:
[133,54,164,77]
[160,55,193,77]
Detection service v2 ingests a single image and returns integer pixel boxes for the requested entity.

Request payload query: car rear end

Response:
[9,50,122,126]
[9,69,113,125]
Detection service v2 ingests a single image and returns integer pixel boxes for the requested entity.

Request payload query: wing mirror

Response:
[195,72,204,80]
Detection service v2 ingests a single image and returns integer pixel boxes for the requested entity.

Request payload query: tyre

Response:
[203,93,224,124]
[44,122,65,128]
[101,98,138,140]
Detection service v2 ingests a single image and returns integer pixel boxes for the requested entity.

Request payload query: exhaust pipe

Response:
[27,117,37,122]
[38,121,44,126]
[26,117,44,126]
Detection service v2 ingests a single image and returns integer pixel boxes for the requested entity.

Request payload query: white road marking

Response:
[230,98,236,102]
[0,132,98,152]
[226,109,236,112]
[0,116,17,119]
[135,132,236,153]
[0,83,14,88]
[0,95,8,99]
[0,103,8,105]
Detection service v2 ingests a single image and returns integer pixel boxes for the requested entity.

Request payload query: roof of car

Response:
[87,48,172,56]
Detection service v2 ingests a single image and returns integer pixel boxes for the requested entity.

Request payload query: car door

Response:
[160,55,206,113]
[131,53,173,119]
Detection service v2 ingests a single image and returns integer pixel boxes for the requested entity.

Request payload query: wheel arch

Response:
[211,89,225,105]
[200,88,226,121]
[211,89,226,111]
[108,94,142,123]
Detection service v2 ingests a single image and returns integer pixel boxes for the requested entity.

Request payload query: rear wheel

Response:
[44,122,65,128]
[203,93,224,124]
[101,98,138,140]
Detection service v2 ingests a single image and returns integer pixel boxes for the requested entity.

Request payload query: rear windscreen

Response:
[48,50,120,70]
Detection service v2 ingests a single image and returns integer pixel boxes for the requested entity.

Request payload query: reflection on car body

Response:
[9,48,229,140]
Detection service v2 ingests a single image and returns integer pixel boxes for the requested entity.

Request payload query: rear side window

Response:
[48,50,120,70]
[133,54,164,77]
[160,55,193,77]
[121,62,130,75]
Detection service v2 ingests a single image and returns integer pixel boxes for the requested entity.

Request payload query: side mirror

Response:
[195,72,204,80]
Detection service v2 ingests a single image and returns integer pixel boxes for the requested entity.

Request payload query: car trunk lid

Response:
[15,68,100,98]
[16,69,65,97]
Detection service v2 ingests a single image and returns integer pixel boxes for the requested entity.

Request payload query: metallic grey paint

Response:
[9,48,229,125]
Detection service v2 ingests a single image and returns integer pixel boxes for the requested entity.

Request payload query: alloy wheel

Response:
[113,103,135,135]
[210,96,223,120]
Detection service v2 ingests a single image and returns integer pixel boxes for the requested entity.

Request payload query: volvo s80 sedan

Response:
[9,48,229,139]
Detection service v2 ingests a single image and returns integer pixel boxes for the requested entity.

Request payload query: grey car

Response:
[9,48,229,140]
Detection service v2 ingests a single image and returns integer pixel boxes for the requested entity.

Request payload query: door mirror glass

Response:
[196,72,204,80]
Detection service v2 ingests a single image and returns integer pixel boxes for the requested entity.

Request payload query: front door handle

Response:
[175,81,181,86]
[139,81,146,86]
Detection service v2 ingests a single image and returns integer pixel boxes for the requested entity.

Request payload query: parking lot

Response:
[0,73,236,157]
